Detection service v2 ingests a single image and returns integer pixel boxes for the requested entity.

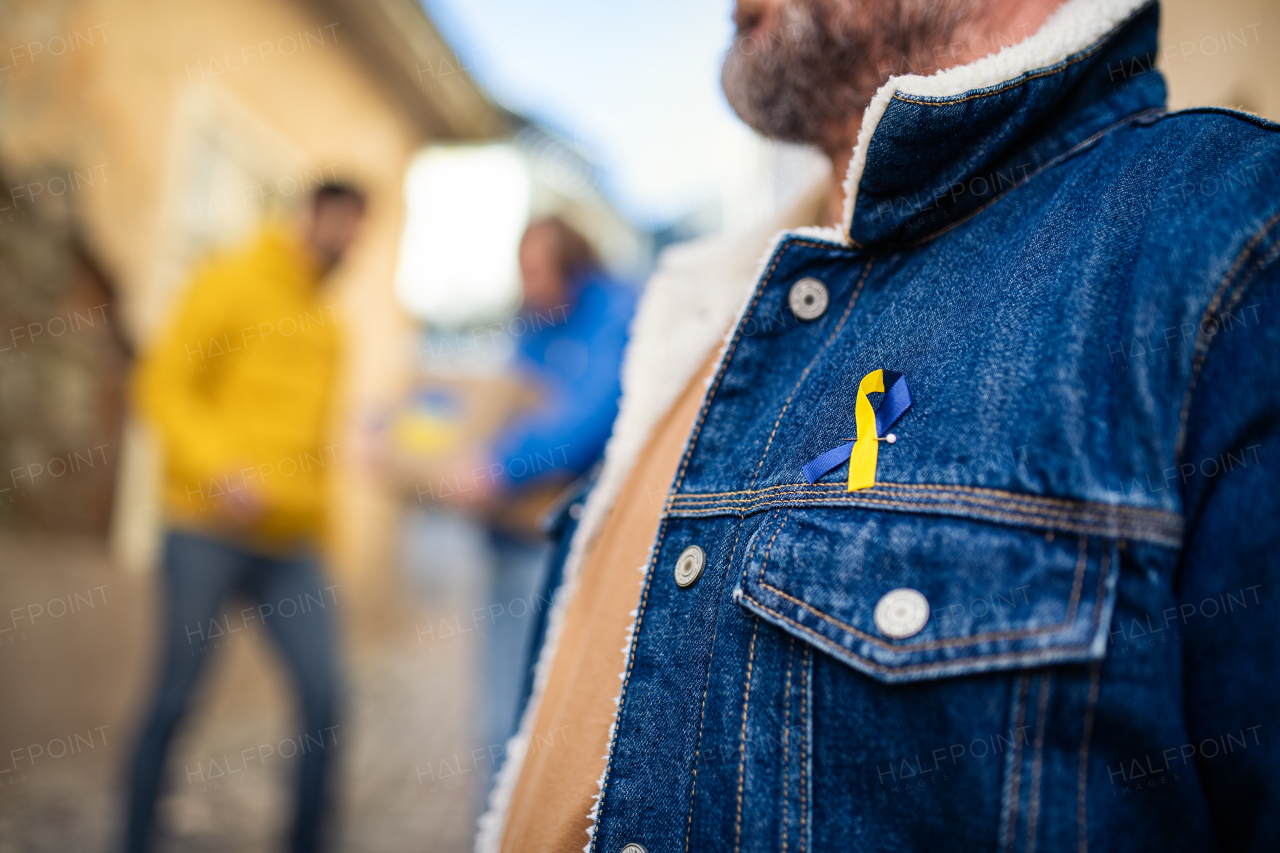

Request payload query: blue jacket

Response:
[492,273,636,489]
[489,2,1280,851]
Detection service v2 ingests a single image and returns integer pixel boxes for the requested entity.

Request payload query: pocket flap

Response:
[734,507,1118,683]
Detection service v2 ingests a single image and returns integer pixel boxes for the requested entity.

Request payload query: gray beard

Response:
[721,0,977,154]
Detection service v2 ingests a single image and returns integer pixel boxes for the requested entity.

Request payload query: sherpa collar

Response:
[840,0,1163,247]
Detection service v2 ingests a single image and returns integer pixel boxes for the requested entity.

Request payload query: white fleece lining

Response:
[478,3,1150,849]
[841,0,1151,236]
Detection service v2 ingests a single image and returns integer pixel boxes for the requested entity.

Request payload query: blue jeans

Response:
[483,530,550,763]
[124,530,341,853]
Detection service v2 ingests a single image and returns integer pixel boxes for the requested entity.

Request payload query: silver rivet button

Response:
[620,845,648,853]
[873,588,929,639]
[788,277,829,321]
[674,545,705,588]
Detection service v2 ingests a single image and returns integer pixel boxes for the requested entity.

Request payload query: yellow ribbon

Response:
[848,369,884,491]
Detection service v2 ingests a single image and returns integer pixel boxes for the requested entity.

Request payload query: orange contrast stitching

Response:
[780,636,794,853]
[1077,662,1103,853]
[672,480,1178,519]
[887,5,1149,110]
[1026,672,1053,853]
[733,618,760,853]
[683,513,750,852]
[1003,673,1031,853]
[670,494,1179,545]
[670,488,1178,531]
[799,645,810,853]
[741,598,1097,677]
[671,486,1164,522]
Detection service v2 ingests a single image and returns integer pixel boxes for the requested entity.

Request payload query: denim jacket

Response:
[480,1,1280,851]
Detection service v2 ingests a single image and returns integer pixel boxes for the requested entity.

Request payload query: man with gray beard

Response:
[478,1,1280,851]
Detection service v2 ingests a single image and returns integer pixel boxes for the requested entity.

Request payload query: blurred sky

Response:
[420,0,764,230]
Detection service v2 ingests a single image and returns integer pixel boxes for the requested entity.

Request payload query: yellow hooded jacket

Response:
[135,226,341,549]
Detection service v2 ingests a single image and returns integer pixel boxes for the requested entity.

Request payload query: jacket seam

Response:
[744,508,790,594]
[670,492,1175,533]
[738,598,1099,677]
[780,636,794,853]
[670,489,1175,520]
[754,532,1089,652]
[680,508,756,851]
[1025,672,1053,853]
[671,236,818,849]
[733,617,760,853]
[887,2,1147,110]
[1174,211,1280,461]
[1077,661,1103,853]
[1089,547,1111,643]
[672,484,1179,519]
[672,479,1175,517]
[800,645,810,853]
[891,38,1101,109]
[1002,673,1031,853]
[670,495,1179,546]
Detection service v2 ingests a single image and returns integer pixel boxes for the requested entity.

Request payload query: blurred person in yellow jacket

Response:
[124,183,365,853]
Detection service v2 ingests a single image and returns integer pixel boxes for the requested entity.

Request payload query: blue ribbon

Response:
[801,442,855,484]
[801,372,913,484]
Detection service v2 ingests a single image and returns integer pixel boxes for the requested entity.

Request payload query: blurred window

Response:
[394,144,531,327]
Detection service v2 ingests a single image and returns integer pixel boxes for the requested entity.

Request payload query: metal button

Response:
[873,588,929,639]
[674,545,706,588]
[788,277,829,321]
[620,845,648,853]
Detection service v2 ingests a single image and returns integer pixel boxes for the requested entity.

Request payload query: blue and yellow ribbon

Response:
[801,369,912,491]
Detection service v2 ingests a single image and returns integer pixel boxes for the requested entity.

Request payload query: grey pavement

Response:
[0,525,490,853]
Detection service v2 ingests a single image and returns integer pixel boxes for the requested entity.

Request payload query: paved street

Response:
[0,528,490,852]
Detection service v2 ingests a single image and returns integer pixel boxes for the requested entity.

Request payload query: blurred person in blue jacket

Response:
[461,215,636,762]
[490,216,636,500]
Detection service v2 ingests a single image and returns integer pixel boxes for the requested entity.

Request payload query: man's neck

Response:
[820,0,1068,228]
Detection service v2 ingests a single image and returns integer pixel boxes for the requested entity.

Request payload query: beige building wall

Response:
[0,0,502,591]
[1162,0,1279,121]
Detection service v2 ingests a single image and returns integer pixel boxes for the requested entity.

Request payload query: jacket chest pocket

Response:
[733,506,1119,683]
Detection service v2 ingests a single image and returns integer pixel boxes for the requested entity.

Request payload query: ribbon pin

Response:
[801,369,912,491]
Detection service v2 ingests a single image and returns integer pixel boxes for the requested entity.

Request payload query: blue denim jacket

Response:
[527,3,1280,852]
